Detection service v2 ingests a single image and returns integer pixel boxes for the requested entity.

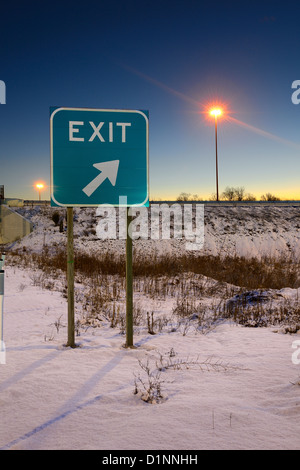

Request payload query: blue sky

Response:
[0,0,300,200]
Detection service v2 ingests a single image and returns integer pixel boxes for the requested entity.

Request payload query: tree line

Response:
[176,187,281,202]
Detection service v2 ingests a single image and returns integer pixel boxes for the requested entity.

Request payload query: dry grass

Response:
[8,246,300,290]
[6,247,300,334]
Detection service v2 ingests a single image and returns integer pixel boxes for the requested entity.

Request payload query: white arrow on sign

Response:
[82,160,120,197]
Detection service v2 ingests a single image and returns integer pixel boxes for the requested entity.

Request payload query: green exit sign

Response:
[50,107,149,207]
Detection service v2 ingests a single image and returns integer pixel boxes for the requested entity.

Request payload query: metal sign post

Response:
[67,208,75,348]
[126,208,133,348]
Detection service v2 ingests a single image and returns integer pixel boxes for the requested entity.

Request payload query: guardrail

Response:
[23,200,51,206]
[150,200,300,206]
[23,200,300,207]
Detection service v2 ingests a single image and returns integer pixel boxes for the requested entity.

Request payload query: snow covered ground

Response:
[0,264,300,450]
[0,204,300,450]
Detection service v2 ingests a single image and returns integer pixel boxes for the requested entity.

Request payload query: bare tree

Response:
[234,187,245,201]
[261,193,281,201]
[176,192,191,201]
[243,193,256,201]
[221,186,237,201]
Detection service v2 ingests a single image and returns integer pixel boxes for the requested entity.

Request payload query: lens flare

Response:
[210,108,222,117]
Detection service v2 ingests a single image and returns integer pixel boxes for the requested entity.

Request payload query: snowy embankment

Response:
[9,204,300,259]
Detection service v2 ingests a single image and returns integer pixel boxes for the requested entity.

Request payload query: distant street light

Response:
[35,183,44,201]
[209,108,223,201]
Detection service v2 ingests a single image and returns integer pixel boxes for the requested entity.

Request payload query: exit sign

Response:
[50,107,149,207]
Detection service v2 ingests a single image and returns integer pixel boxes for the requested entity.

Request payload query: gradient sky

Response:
[0,0,300,201]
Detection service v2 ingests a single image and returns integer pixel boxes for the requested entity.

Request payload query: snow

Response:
[0,262,300,450]
[0,204,300,450]
[9,203,300,259]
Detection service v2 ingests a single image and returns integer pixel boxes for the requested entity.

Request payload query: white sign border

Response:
[50,107,149,207]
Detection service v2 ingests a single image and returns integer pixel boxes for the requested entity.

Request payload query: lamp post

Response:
[209,108,222,201]
[35,183,44,201]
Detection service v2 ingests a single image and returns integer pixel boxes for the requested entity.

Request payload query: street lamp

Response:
[35,183,44,201]
[209,108,222,201]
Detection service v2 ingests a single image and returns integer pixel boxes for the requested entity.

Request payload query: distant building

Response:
[0,187,32,243]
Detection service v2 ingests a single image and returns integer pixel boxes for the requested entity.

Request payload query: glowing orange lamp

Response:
[209,107,223,201]
[35,183,45,201]
[210,108,222,117]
